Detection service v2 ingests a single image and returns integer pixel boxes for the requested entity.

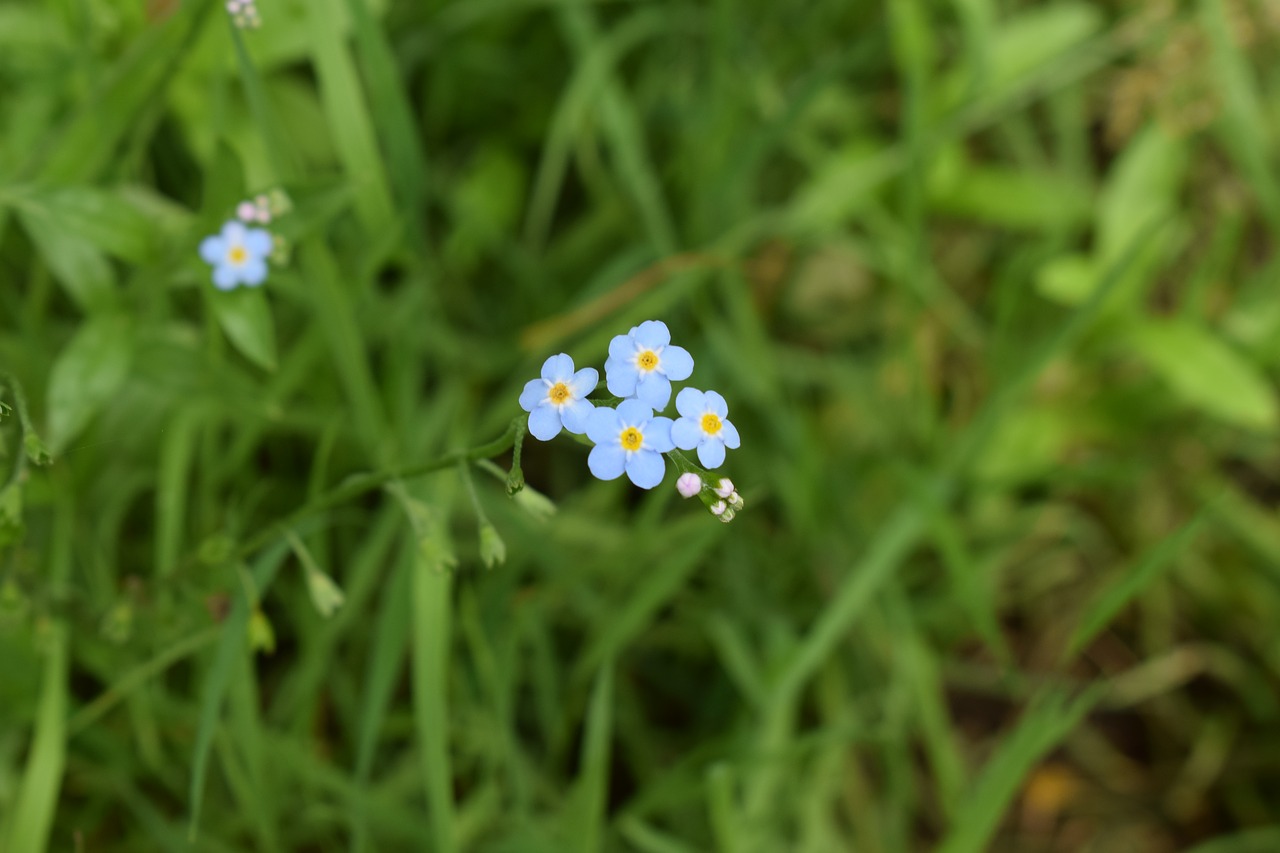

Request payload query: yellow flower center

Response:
[548,382,571,404]
[701,413,722,435]
[620,426,643,451]
[227,245,248,265]
[636,350,659,372]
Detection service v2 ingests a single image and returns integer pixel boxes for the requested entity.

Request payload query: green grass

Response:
[4,0,1280,850]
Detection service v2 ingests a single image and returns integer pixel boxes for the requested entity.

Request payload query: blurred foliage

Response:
[4,0,1280,850]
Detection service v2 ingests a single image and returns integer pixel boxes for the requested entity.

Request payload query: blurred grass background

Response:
[4,0,1280,849]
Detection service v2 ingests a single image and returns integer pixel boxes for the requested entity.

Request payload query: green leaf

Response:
[1064,514,1206,660]
[929,164,1092,231]
[16,204,117,312]
[0,481,23,549]
[1035,253,1097,306]
[14,187,155,264]
[209,288,278,371]
[1125,318,1278,430]
[1098,126,1186,262]
[46,316,134,453]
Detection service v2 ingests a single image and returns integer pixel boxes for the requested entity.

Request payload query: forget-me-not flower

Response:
[519,354,598,441]
[671,388,740,468]
[604,320,694,410]
[199,220,273,290]
[585,399,674,489]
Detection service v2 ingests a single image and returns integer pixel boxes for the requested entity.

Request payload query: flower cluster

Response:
[519,320,743,518]
[199,192,289,290]
[226,0,261,29]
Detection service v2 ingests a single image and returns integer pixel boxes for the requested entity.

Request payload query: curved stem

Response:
[231,416,523,561]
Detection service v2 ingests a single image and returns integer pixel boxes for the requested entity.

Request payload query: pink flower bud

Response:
[676,473,701,498]
[236,201,256,221]
[714,478,734,498]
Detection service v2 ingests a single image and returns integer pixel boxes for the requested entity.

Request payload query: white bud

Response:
[714,478,734,499]
[717,507,736,523]
[728,491,744,511]
[710,500,726,516]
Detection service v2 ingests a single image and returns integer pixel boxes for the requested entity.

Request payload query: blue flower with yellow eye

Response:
[519,354,598,441]
[671,388,740,468]
[604,320,693,410]
[199,220,273,290]
[585,399,674,489]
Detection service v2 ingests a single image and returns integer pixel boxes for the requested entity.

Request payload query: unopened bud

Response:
[710,500,726,516]
[728,491,744,511]
[717,507,736,523]
[248,608,276,654]
[714,478,734,499]
[305,568,346,618]
[479,521,506,568]
[513,484,557,521]
[676,473,702,498]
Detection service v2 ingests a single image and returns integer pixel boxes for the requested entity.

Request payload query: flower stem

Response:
[231,416,523,562]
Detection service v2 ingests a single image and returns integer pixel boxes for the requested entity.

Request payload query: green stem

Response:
[230,416,522,563]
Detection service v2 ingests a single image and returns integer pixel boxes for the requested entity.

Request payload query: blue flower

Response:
[585,399,675,489]
[604,320,694,410]
[199,220,273,290]
[671,388,740,468]
[519,354,598,441]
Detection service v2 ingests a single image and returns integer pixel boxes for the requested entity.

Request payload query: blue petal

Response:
[528,404,563,441]
[586,406,621,444]
[659,345,693,380]
[645,417,675,452]
[625,449,665,489]
[570,367,598,397]
[244,228,273,257]
[697,438,726,469]
[675,387,705,419]
[212,263,239,290]
[241,257,268,286]
[588,444,626,480]
[704,390,728,417]
[615,399,654,427]
[200,236,226,264]
[223,220,247,242]
[561,398,594,434]
[634,373,672,410]
[541,353,575,382]
[671,417,701,450]
[632,320,670,350]
[719,419,740,449]
[608,333,637,362]
[519,378,547,412]
[605,358,638,397]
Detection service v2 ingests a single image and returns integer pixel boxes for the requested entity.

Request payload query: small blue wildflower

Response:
[671,388,740,468]
[199,220,273,290]
[585,399,674,489]
[519,354,598,441]
[604,320,694,410]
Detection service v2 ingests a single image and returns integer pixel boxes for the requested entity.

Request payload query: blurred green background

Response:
[4,0,1280,849]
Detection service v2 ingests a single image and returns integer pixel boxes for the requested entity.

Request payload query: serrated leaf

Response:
[46,316,134,453]
[1126,318,1278,430]
[209,288,277,371]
